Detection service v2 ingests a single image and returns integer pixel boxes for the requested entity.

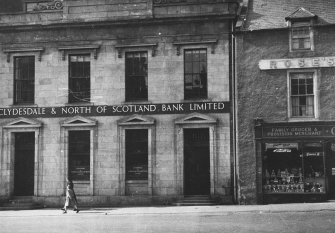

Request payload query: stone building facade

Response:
[235,0,335,204]
[0,0,238,206]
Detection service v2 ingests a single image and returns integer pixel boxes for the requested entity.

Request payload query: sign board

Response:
[304,152,324,157]
[265,143,298,150]
[0,101,229,119]
[126,165,148,180]
[332,168,335,176]
[259,57,335,70]
[262,125,335,138]
[70,166,90,181]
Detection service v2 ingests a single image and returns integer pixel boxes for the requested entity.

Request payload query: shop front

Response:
[255,120,335,204]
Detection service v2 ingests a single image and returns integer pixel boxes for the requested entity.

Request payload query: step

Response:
[0,196,44,210]
[173,202,217,206]
[183,195,211,199]
[181,199,214,203]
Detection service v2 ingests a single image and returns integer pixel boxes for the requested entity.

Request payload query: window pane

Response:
[292,39,299,50]
[304,39,311,49]
[199,50,207,61]
[291,84,298,95]
[307,84,313,94]
[192,63,200,73]
[185,62,192,73]
[299,84,306,94]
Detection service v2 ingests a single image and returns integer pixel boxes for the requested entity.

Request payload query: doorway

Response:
[184,128,210,195]
[14,132,35,196]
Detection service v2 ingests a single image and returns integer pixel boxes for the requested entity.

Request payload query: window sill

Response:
[123,100,151,104]
[65,102,94,106]
[288,50,315,57]
[182,98,211,103]
[288,117,318,122]
[73,180,90,185]
[126,180,148,184]
[10,104,37,107]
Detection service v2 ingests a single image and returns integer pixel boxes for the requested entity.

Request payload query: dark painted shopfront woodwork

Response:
[326,142,335,199]
[255,121,335,203]
[184,128,210,195]
[14,132,35,196]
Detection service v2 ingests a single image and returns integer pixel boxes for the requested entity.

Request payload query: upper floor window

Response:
[69,54,90,103]
[14,56,35,105]
[184,49,207,100]
[290,72,315,118]
[125,51,148,101]
[291,22,312,51]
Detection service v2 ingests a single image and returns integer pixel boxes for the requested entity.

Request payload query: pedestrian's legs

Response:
[62,197,69,213]
[73,199,79,213]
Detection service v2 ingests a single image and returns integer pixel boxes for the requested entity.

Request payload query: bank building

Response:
[0,0,238,207]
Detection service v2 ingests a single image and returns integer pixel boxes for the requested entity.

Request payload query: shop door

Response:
[184,128,210,195]
[14,132,35,196]
[327,142,335,199]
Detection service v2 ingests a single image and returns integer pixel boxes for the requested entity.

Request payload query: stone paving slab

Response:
[1,202,335,217]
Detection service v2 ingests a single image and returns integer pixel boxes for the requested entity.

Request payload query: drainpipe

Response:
[230,18,238,204]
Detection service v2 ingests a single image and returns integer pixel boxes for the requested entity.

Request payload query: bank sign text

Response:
[0,101,229,118]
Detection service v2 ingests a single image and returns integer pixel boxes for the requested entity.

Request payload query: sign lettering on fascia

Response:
[259,57,335,70]
[0,101,229,118]
[263,125,335,138]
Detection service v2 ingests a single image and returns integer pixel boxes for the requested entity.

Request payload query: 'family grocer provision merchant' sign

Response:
[0,101,229,118]
[263,125,335,138]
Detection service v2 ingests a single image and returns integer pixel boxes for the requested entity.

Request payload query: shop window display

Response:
[263,142,325,194]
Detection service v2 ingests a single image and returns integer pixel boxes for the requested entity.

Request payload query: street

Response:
[0,205,335,233]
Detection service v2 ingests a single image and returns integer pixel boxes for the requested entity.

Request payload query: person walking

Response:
[61,179,79,213]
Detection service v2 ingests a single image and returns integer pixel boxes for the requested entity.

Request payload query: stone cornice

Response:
[0,14,236,32]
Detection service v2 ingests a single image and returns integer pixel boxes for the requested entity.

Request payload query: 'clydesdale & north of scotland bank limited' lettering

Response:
[0,102,229,118]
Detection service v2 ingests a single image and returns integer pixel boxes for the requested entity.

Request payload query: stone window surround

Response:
[174,113,218,196]
[3,47,44,63]
[287,69,319,121]
[117,115,156,196]
[1,118,43,197]
[60,116,97,196]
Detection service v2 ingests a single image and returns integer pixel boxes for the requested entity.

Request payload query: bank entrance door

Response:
[14,132,35,196]
[184,128,210,195]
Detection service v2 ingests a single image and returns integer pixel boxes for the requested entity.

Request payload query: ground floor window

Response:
[125,129,148,180]
[14,132,35,196]
[68,130,90,181]
[263,142,325,194]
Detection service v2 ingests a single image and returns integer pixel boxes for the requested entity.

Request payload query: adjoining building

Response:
[0,0,239,207]
[235,0,335,204]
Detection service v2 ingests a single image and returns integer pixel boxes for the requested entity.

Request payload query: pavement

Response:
[1,202,335,216]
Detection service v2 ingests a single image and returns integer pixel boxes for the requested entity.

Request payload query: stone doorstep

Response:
[0,196,44,210]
